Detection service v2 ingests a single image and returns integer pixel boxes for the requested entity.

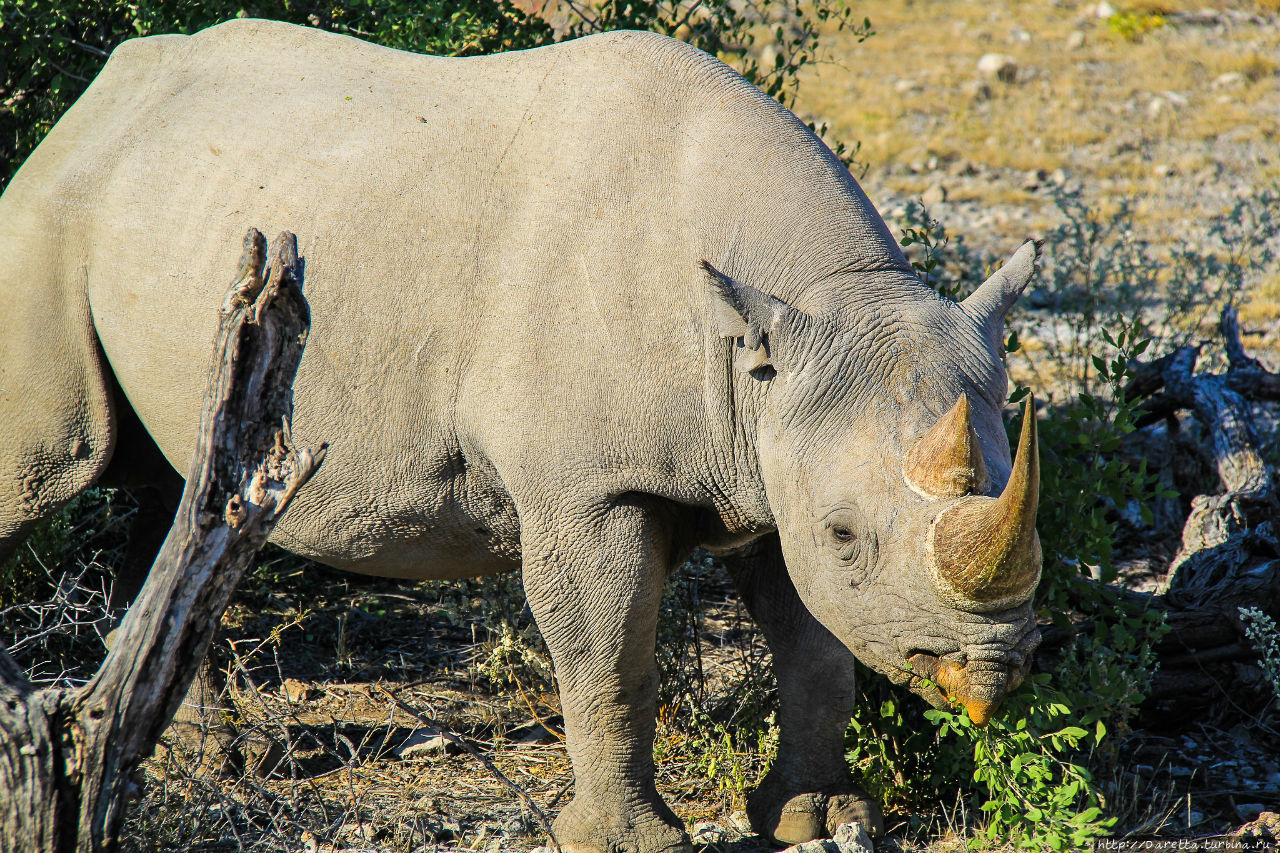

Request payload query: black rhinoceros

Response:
[0,20,1042,851]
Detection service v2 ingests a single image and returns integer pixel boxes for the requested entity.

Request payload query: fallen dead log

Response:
[1121,306,1280,711]
[0,229,325,853]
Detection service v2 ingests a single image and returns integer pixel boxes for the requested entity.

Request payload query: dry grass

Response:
[795,0,1280,235]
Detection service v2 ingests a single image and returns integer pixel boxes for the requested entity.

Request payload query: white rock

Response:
[780,822,873,853]
[1095,1,1117,18]
[393,727,462,759]
[832,821,875,852]
[1147,96,1170,118]
[691,821,726,844]
[921,183,947,208]
[963,79,993,101]
[894,78,921,94]
[1066,29,1086,49]
[1214,71,1246,89]
[728,809,753,833]
[1238,803,1267,822]
[977,53,1018,83]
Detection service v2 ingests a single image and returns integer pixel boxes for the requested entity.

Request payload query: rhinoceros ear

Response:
[702,260,804,376]
[960,240,1040,341]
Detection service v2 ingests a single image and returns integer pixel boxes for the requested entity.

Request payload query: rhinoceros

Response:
[0,19,1043,851]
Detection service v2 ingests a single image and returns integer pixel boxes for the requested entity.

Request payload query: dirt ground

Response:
[800,0,1280,338]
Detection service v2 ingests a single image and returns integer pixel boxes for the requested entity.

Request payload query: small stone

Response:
[692,821,726,844]
[963,79,993,101]
[921,183,947,208]
[338,822,376,842]
[530,847,554,853]
[1050,167,1069,185]
[281,678,313,702]
[1238,803,1267,822]
[394,727,462,759]
[785,840,838,852]
[241,736,288,779]
[1152,163,1175,178]
[728,810,753,833]
[1214,71,1246,89]
[894,78,920,94]
[977,53,1018,83]
[832,821,875,852]
[1023,168,1049,190]
[1066,29,1086,49]
[517,724,559,745]
[1095,1,1117,18]
[1009,27,1031,43]
[1147,96,1171,118]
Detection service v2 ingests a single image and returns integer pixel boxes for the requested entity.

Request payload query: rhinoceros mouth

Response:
[903,651,1028,726]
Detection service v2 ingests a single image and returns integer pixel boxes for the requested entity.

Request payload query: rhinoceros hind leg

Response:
[520,496,692,853]
[722,535,885,844]
[0,242,116,570]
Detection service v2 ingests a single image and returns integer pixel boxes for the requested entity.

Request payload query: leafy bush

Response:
[926,674,1112,852]
[1104,10,1166,42]
[1240,607,1280,710]
[849,197,1188,849]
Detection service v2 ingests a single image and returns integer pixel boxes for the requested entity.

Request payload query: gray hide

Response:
[0,21,1042,852]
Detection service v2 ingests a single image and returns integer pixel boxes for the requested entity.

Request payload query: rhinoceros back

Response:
[9,20,910,576]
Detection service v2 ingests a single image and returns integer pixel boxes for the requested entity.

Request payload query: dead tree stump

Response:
[1123,306,1280,708]
[0,229,325,853]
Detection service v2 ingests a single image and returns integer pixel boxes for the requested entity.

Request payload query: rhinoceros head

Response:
[705,241,1043,725]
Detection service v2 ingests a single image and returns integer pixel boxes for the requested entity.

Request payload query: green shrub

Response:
[1240,607,1280,710]
[858,198,1182,849]
[1104,10,1166,42]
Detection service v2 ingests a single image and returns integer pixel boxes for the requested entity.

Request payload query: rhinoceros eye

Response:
[823,510,873,565]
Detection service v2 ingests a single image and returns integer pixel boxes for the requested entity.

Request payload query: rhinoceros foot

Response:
[551,794,693,853]
[747,778,883,846]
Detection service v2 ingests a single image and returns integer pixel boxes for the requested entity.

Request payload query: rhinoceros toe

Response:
[749,784,883,846]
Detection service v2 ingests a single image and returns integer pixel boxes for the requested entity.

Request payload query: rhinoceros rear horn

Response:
[927,395,1041,609]
[960,240,1040,340]
[702,260,805,375]
[904,394,989,498]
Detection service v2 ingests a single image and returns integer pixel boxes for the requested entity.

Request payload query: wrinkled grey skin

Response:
[0,22,1040,852]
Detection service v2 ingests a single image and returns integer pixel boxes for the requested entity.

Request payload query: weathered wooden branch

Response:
[1113,306,1280,711]
[0,229,324,853]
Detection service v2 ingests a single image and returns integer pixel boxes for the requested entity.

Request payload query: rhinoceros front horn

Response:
[926,396,1041,609]
[904,393,989,499]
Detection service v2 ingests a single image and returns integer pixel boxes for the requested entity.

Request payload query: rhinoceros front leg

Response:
[521,498,692,853]
[722,535,884,845]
